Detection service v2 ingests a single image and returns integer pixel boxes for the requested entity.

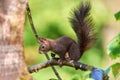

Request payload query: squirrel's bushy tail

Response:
[70,1,95,57]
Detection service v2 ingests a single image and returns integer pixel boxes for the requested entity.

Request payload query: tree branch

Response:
[28,58,109,80]
[28,58,94,73]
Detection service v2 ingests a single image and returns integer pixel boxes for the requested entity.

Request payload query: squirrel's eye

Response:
[41,46,45,49]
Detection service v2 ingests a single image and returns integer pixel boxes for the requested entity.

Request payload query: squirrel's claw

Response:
[58,59,64,67]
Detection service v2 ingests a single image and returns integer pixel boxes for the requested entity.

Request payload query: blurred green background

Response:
[24,0,113,80]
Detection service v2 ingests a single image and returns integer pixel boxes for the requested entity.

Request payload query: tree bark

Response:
[0,0,33,80]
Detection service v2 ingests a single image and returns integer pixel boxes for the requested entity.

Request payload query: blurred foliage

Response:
[107,33,120,59]
[115,11,120,20]
[71,74,80,80]
[107,33,120,79]
[24,0,111,79]
[111,63,120,78]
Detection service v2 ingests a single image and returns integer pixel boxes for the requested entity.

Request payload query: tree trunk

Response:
[0,0,33,80]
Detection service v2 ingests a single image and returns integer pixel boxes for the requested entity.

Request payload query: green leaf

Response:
[111,63,120,78]
[107,33,120,59]
[115,11,120,20]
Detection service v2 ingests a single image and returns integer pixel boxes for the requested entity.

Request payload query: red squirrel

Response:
[39,1,95,65]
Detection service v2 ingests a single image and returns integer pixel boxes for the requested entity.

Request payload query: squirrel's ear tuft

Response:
[40,38,47,43]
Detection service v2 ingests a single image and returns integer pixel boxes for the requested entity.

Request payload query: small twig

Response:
[44,53,62,80]
[26,3,40,43]
[26,3,62,80]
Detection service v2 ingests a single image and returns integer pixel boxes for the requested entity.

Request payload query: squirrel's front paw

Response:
[58,59,64,67]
